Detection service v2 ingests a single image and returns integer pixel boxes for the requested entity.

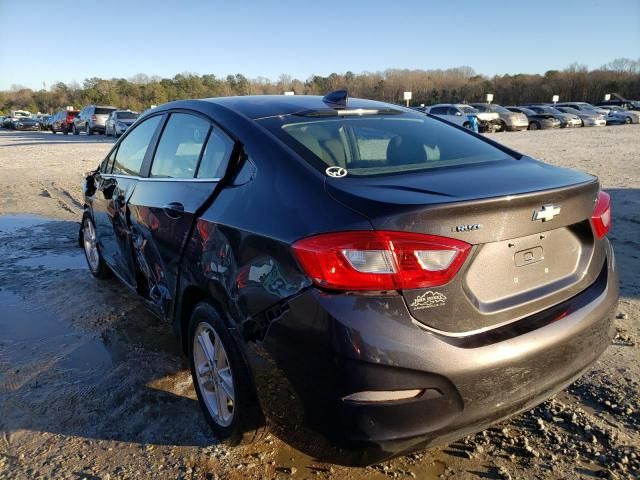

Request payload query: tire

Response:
[51,128,56,134]
[86,124,93,136]
[81,215,111,279]
[625,116,632,125]
[73,125,79,135]
[528,122,540,131]
[499,120,507,132]
[63,127,69,135]
[188,302,266,445]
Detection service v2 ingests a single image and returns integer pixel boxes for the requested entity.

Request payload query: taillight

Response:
[591,191,611,239]
[292,231,471,291]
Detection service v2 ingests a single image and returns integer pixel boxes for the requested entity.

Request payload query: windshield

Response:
[558,107,581,115]
[576,103,598,111]
[492,105,511,113]
[259,114,514,177]
[117,111,138,120]
[459,105,478,114]
[518,107,535,115]
[543,106,564,115]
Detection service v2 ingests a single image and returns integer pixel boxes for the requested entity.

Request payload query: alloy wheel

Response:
[83,218,100,272]
[193,322,235,427]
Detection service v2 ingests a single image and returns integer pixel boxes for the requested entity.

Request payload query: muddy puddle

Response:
[0,289,112,374]
[0,214,51,235]
[14,252,87,270]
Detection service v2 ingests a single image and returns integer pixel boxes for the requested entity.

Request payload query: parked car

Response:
[554,106,606,127]
[2,111,32,129]
[598,105,640,125]
[105,110,139,137]
[2,117,17,129]
[10,109,31,119]
[50,109,79,134]
[596,99,640,111]
[426,104,500,132]
[80,93,618,465]
[524,105,583,128]
[555,102,608,116]
[41,115,54,130]
[13,117,41,131]
[505,106,561,130]
[470,103,529,131]
[73,105,117,135]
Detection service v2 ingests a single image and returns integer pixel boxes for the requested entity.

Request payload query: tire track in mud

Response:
[35,181,83,216]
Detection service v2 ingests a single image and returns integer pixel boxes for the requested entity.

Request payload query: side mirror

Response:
[455,111,462,116]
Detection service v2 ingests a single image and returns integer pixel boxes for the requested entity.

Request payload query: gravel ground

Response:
[0,126,638,479]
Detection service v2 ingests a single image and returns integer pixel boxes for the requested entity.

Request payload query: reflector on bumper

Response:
[342,389,423,403]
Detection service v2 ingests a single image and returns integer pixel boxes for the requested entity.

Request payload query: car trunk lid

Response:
[325,157,605,333]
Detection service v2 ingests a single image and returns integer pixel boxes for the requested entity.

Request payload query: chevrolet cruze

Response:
[80,91,618,465]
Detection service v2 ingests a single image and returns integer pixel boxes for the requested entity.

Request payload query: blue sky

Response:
[1,0,639,90]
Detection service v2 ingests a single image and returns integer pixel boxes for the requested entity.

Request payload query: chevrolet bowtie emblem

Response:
[533,205,561,222]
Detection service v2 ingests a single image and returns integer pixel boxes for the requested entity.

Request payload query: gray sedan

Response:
[105,110,139,137]
[505,107,561,130]
[555,106,606,127]
[525,105,583,128]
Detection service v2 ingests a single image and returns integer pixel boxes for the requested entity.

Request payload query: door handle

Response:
[162,202,185,218]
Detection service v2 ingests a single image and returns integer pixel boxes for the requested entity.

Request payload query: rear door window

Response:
[196,126,234,179]
[112,115,162,176]
[150,113,210,179]
[430,106,448,115]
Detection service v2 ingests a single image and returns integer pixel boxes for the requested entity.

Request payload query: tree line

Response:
[1,58,639,114]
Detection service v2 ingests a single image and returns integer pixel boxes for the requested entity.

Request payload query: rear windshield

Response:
[117,111,138,119]
[259,114,514,177]
[95,107,116,115]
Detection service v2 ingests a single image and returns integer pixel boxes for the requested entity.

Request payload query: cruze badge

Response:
[452,223,482,233]
[325,166,347,178]
[533,205,561,222]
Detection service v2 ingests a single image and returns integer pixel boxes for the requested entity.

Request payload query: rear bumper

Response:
[249,241,618,465]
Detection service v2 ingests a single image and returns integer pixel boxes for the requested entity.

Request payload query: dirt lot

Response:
[0,126,638,480]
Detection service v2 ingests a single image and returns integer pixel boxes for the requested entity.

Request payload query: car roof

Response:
[199,95,402,120]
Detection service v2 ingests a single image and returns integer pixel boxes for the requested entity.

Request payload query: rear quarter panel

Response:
[174,103,372,345]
